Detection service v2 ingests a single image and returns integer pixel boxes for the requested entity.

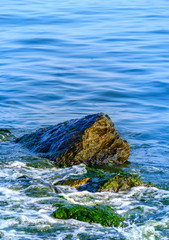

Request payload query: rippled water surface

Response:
[0,0,169,239]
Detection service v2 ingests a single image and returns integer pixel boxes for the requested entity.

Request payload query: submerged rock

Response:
[0,128,14,142]
[56,170,154,193]
[54,177,90,188]
[98,175,147,193]
[51,204,123,227]
[0,128,11,134]
[15,113,130,167]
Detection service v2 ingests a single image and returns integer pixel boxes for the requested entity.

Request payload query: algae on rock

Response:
[51,204,123,227]
[15,113,130,168]
[98,175,147,192]
[0,129,14,142]
[54,172,151,193]
[54,177,90,188]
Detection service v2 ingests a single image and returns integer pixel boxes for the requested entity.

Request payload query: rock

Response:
[0,128,11,134]
[0,128,13,142]
[98,175,147,193]
[51,204,123,227]
[54,177,90,188]
[77,167,114,192]
[57,170,153,193]
[15,113,130,167]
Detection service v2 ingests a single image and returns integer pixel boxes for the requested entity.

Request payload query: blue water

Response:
[0,0,169,239]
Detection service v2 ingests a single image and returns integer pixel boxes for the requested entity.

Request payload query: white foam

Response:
[149,216,169,229]
[1,154,169,240]
[119,217,169,240]
[121,225,159,240]
[0,171,9,178]
[7,161,27,168]
[61,187,141,207]
[51,164,87,184]
[0,186,21,198]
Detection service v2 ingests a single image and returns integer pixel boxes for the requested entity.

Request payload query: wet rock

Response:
[51,204,123,227]
[57,169,153,193]
[77,167,114,192]
[53,168,156,193]
[0,128,13,142]
[0,128,11,134]
[98,175,147,193]
[15,113,130,167]
[54,177,90,188]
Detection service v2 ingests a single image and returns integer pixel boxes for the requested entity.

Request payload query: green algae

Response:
[58,167,151,193]
[24,185,52,197]
[75,167,115,192]
[105,114,111,119]
[51,204,123,227]
[98,175,146,192]
[86,167,109,178]
[0,129,14,142]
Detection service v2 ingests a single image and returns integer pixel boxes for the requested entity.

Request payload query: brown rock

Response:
[16,113,130,167]
[54,177,90,188]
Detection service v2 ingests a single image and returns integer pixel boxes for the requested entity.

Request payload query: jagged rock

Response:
[98,175,147,193]
[15,113,130,167]
[51,204,124,227]
[54,177,90,188]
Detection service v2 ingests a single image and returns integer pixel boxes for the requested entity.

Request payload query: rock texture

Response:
[55,172,153,193]
[98,175,147,193]
[16,113,130,167]
[54,177,90,188]
[51,204,123,227]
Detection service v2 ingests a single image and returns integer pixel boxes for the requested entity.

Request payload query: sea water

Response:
[0,0,169,239]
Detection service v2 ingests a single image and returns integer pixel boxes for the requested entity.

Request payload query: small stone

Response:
[54,177,90,188]
[98,175,146,193]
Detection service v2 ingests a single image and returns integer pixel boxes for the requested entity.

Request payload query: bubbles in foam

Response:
[0,139,169,240]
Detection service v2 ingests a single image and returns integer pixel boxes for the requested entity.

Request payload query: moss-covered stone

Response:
[51,204,123,227]
[0,129,14,142]
[76,167,116,192]
[98,175,147,192]
[86,167,108,179]
[15,113,130,167]
[54,177,90,188]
